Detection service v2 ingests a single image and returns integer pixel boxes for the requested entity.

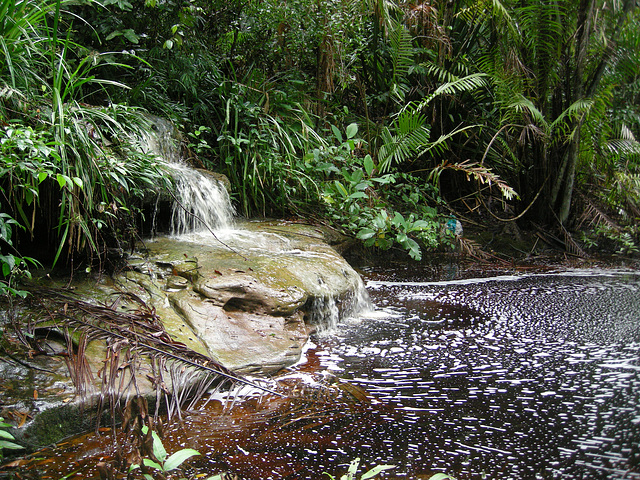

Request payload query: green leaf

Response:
[427,474,456,480]
[348,191,368,199]
[162,448,201,471]
[334,181,349,198]
[361,465,396,479]
[38,171,48,183]
[0,439,23,450]
[346,458,360,478]
[151,430,167,462]
[346,123,358,140]
[142,459,163,471]
[391,212,405,228]
[123,29,139,43]
[363,155,375,177]
[356,228,376,240]
[105,30,121,41]
[72,177,84,189]
[0,430,16,440]
[331,124,343,144]
[56,173,66,188]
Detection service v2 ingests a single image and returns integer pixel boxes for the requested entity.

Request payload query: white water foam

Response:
[169,163,235,235]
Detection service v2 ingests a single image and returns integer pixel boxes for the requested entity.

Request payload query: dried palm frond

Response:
[21,286,284,422]
[558,222,587,258]
[457,237,489,260]
[575,190,620,231]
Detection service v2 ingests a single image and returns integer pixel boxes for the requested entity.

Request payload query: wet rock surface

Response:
[0,221,368,450]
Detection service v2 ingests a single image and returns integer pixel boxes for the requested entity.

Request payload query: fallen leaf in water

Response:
[33,390,38,400]
[2,459,29,468]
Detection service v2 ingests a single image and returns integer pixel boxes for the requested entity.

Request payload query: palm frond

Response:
[549,98,594,132]
[25,287,284,420]
[498,94,549,134]
[406,73,488,113]
[429,159,518,200]
[388,21,413,86]
[378,109,431,172]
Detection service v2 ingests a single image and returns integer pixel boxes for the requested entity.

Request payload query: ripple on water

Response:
[316,270,640,479]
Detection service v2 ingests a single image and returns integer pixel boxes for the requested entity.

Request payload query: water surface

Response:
[310,267,640,478]
[9,267,640,480]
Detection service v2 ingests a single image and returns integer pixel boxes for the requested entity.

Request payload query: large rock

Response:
[0,221,369,450]
[124,220,369,373]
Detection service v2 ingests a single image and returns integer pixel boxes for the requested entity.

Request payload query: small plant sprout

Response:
[129,426,200,478]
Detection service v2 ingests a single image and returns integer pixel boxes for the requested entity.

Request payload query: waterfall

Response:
[139,115,372,333]
[169,163,235,236]
[140,115,235,235]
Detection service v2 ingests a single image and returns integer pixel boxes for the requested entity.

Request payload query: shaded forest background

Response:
[1,0,639,293]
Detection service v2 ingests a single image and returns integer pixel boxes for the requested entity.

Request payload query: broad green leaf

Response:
[38,171,48,183]
[142,459,163,471]
[105,30,121,41]
[363,155,375,177]
[331,124,343,144]
[162,448,201,471]
[427,474,456,480]
[361,464,396,479]
[151,430,167,462]
[391,212,405,227]
[347,457,360,476]
[72,177,84,189]
[123,29,139,43]
[0,429,16,440]
[346,123,358,139]
[56,173,66,188]
[334,181,348,198]
[356,228,376,240]
[0,439,23,450]
[348,191,368,199]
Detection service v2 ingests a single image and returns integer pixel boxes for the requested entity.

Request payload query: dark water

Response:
[308,267,640,479]
[8,267,640,480]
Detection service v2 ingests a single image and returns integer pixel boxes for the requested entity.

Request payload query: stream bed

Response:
[5,265,640,479]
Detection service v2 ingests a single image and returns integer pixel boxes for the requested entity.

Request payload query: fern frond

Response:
[407,73,488,113]
[389,21,414,85]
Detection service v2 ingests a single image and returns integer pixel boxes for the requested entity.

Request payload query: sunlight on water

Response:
[15,267,640,480]
[311,268,640,479]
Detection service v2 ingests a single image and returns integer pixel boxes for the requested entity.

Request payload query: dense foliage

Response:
[1,0,639,290]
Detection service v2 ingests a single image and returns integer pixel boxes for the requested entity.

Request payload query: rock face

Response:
[124,221,368,373]
[1,221,369,450]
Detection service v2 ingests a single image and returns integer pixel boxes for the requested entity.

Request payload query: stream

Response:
[311,265,640,479]
[9,263,640,480]
[5,123,640,479]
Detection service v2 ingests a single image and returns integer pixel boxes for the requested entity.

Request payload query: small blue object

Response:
[446,217,463,236]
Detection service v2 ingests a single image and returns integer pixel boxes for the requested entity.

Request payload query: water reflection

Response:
[8,268,640,480]
[315,268,640,478]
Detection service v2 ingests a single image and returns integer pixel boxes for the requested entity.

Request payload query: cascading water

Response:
[169,163,235,236]
[139,115,235,235]
[140,115,371,330]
